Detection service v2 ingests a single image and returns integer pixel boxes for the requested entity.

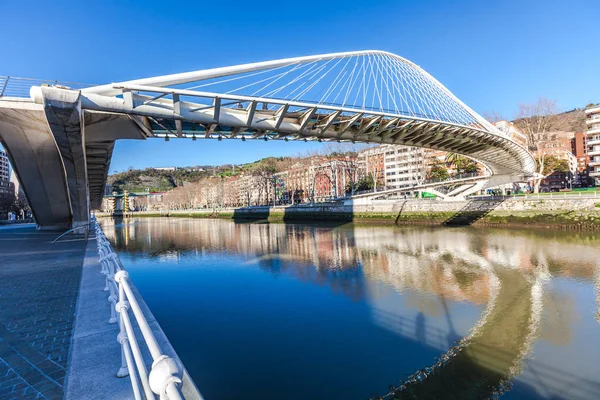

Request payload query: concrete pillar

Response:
[0,100,72,230]
[40,87,90,229]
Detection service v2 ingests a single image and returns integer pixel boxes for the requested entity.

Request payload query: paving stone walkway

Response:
[0,225,86,400]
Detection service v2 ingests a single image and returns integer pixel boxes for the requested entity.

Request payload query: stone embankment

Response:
[97,197,600,230]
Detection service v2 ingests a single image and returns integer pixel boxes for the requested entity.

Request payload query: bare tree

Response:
[483,111,505,123]
[361,150,383,192]
[412,147,428,186]
[323,143,361,196]
[250,160,277,205]
[223,177,240,207]
[514,97,561,193]
[368,167,381,192]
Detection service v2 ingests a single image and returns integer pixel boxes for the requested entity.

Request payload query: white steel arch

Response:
[31,50,536,179]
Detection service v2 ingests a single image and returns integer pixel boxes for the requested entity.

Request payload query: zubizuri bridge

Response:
[0,50,536,229]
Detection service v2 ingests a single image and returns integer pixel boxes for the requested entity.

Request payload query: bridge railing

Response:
[94,221,185,400]
[423,171,484,184]
[349,172,487,198]
[351,186,389,197]
[469,191,599,200]
[0,76,93,98]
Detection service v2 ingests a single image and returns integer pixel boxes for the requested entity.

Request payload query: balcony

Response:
[586,117,600,125]
[588,148,600,157]
[588,138,600,146]
[589,158,600,167]
[587,127,600,135]
[586,106,600,115]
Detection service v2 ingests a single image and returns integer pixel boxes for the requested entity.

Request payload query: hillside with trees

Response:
[108,168,210,193]
[107,157,296,193]
[513,107,586,133]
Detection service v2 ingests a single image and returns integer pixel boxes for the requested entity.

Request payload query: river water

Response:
[102,217,600,400]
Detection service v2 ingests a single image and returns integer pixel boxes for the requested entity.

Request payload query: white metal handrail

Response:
[0,75,94,98]
[469,191,599,201]
[94,221,184,400]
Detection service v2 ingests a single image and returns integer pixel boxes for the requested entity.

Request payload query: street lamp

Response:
[565,173,572,190]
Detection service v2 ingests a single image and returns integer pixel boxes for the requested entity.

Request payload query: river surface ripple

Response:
[102,218,600,400]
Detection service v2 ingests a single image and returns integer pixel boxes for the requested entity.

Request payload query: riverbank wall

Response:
[97,197,600,230]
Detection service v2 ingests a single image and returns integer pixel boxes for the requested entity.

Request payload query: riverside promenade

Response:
[0,224,200,400]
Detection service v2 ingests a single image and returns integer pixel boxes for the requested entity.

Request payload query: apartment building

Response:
[571,132,591,187]
[0,150,15,219]
[280,162,313,203]
[493,120,528,148]
[384,146,427,189]
[586,104,600,185]
[358,145,428,191]
[0,149,9,182]
[312,160,354,202]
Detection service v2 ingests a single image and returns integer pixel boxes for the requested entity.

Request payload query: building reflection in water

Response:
[103,218,600,400]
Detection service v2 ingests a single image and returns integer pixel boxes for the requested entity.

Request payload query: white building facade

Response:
[586,105,600,185]
[493,120,528,148]
[359,145,428,191]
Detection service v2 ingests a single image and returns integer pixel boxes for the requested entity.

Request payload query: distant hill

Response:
[107,156,294,193]
[107,168,211,193]
[512,108,586,133]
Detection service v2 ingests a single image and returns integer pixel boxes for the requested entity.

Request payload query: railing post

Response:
[115,292,156,399]
[107,260,118,324]
[149,356,183,400]
[117,329,131,378]
[0,77,9,97]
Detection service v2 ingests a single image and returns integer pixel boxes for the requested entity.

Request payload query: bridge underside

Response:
[0,94,146,229]
[69,86,534,179]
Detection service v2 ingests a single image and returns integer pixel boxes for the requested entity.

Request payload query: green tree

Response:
[428,159,450,180]
[349,175,374,193]
[445,153,479,175]
[540,156,569,176]
[514,97,561,193]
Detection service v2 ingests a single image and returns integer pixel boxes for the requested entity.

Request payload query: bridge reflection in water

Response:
[102,218,600,400]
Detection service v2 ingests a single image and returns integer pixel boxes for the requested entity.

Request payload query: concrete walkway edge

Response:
[64,236,202,399]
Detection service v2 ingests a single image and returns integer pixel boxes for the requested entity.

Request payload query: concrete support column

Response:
[0,100,71,230]
[40,87,90,229]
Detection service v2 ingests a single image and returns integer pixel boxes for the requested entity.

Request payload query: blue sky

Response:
[2,0,598,172]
